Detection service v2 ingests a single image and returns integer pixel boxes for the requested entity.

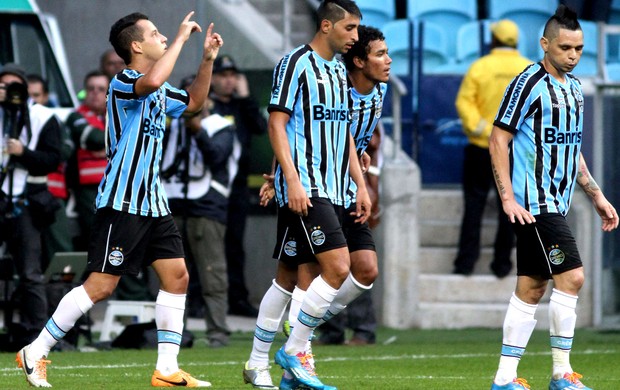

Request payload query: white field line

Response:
[0,348,617,373]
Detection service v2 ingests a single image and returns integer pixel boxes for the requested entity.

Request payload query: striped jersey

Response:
[494,62,584,216]
[97,69,189,217]
[269,44,351,207]
[345,81,388,207]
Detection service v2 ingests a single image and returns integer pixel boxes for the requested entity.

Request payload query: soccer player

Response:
[243,23,391,390]
[489,5,618,390]
[16,11,222,388]
[267,0,367,386]
[290,22,389,348]
[243,1,366,389]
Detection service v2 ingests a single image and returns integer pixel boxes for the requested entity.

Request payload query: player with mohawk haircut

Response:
[489,5,618,390]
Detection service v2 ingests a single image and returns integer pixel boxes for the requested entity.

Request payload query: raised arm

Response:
[489,126,535,225]
[135,12,204,96]
[576,153,619,231]
[185,22,223,113]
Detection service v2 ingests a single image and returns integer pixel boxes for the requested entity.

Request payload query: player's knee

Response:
[177,269,190,289]
[161,268,189,294]
[350,250,377,284]
[563,268,585,293]
[352,262,378,286]
[528,285,547,303]
[321,263,349,288]
[88,284,115,303]
[327,263,350,286]
[571,269,585,290]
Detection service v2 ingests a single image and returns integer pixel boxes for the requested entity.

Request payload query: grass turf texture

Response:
[1,328,619,389]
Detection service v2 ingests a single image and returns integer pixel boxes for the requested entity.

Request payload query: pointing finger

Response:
[205,22,214,38]
[183,11,195,23]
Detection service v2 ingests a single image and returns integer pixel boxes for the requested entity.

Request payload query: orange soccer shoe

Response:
[151,369,211,387]
[16,344,52,388]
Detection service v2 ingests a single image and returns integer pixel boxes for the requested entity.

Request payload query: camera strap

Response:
[0,168,14,217]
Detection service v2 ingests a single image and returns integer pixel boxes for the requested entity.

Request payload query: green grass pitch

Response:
[1,328,619,389]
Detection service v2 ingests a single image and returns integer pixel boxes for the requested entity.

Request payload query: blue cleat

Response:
[490,378,530,389]
[279,373,337,390]
[275,347,324,389]
[549,372,591,390]
[278,375,299,390]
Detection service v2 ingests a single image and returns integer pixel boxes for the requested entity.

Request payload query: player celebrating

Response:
[16,11,222,388]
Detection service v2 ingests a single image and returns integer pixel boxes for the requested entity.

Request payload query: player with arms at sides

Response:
[16,11,223,388]
[488,5,618,390]
[243,1,366,389]
[243,24,390,390]
[268,0,368,386]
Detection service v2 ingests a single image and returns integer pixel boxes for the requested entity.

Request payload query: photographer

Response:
[162,77,240,347]
[0,63,63,337]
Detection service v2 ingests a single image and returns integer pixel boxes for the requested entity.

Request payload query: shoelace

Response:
[565,372,585,386]
[35,358,51,380]
[255,366,273,382]
[296,352,316,377]
[514,377,530,389]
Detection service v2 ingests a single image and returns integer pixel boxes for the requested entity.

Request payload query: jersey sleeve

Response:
[163,82,190,118]
[494,71,532,134]
[113,71,146,104]
[268,53,300,116]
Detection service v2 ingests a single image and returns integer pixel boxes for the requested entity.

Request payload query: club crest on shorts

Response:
[108,247,124,267]
[310,227,325,246]
[548,245,565,265]
[284,240,297,256]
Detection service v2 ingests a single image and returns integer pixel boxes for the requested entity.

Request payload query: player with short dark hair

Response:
[290,24,390,347]
[488,5,619,390]
[16,11,223,388]
[242,1,365,389]
[243,22,393,390]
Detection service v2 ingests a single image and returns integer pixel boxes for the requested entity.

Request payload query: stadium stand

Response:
[382,19,414,76]
[436,19,527,74]
[417,21,451,72]
[382,19,452,76]
[406,0,477,58]
[357,0,395,29]
[607,0,620,63]
[611,0,620,23]
[488,0,559,60]
[456,20,486,65]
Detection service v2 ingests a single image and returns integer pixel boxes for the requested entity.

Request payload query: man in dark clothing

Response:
[163,93,240,348]
[0,63,63,334]
[209,55,267,317]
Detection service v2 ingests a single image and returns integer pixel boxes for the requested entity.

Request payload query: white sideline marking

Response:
[0,348,617,373]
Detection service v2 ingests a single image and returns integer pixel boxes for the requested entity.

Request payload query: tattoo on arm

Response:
[492,163,506,196]
[578,166,601,198]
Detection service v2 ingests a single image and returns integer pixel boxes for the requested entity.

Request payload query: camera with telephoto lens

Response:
[0,81,29,107]
[0,81,28,225]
